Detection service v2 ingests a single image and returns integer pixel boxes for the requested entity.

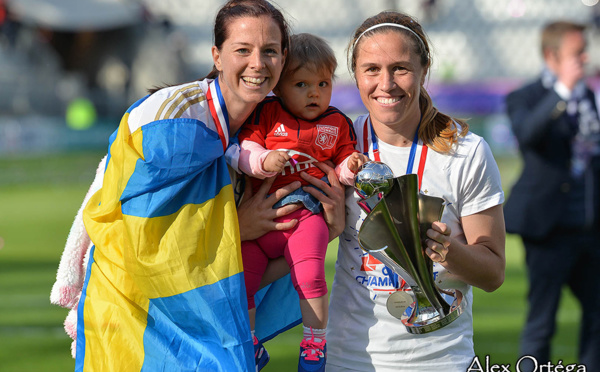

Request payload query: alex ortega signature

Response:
[467,355,586,372]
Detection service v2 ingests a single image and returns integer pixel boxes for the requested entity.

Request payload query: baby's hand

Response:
[263,150,291,173]
[347,153,370,173]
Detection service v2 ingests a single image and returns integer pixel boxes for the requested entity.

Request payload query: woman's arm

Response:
[424,204,506,292]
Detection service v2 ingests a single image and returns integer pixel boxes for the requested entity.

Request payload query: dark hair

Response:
[278,33,337,82]
[541,20,585,56]
[149,0,290,94]
[348,11,468,153]
[204,0,290,79]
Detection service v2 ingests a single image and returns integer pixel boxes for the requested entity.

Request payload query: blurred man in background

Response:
[504,20,600,371]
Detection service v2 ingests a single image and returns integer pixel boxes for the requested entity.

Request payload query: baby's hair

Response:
[279,33,337,81]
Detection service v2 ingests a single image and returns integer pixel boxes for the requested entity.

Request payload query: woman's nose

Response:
[250,51,266,70]
[379,70,396,91]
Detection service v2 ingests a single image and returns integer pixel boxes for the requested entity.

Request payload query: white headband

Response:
[353,22,426,52]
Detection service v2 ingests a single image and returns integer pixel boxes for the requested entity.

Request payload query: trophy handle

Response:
[418,193,446,245]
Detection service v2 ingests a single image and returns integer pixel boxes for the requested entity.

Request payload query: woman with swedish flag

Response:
[69,1,345,371]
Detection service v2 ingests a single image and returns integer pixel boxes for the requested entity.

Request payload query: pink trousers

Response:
[242,208,329,309]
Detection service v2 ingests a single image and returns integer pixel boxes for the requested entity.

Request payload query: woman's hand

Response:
[425,221,451,263]
[300,161,347,242]
[237,176,301,241]
[424,205,506,292]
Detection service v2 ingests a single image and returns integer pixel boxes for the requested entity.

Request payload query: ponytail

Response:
[418,88,469,154]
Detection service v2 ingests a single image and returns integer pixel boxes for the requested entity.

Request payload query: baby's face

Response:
[275,66,333,121]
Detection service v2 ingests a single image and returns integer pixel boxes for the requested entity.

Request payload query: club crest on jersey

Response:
[315,125,338,150]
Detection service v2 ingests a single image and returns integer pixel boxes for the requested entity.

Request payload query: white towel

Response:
[49,155,106,357]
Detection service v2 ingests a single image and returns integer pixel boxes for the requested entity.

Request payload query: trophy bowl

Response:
[356,171,466,334]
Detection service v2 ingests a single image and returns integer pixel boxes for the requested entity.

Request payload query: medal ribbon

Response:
[362,117,428,190]
[207,78,230,152]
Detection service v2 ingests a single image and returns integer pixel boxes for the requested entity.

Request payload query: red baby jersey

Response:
[239,97,357,194]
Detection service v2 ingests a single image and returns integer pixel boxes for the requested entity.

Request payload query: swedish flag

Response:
[77,79,255,371]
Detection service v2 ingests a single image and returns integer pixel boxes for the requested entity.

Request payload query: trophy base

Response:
[388,290,467,334]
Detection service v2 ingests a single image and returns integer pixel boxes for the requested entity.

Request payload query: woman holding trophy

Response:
[325,11,506,372]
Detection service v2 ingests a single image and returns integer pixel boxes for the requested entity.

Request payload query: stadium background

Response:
[0,0,596,371]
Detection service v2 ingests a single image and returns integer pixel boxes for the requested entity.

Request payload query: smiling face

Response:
[212,15,285,119]
[275,66,333,120]
[354,30,427,138]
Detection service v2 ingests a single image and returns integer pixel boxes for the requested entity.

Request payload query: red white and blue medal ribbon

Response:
[206,78,230,152]
[362,117,428,190]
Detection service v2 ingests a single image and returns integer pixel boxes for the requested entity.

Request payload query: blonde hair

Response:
[348,11,468,153]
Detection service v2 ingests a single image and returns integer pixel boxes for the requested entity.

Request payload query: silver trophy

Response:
[354,162,466,334]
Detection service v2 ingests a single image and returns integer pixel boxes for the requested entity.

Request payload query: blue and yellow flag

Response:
[78,79,256,371]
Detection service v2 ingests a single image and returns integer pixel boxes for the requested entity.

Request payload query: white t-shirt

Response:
[326,115,505,372]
